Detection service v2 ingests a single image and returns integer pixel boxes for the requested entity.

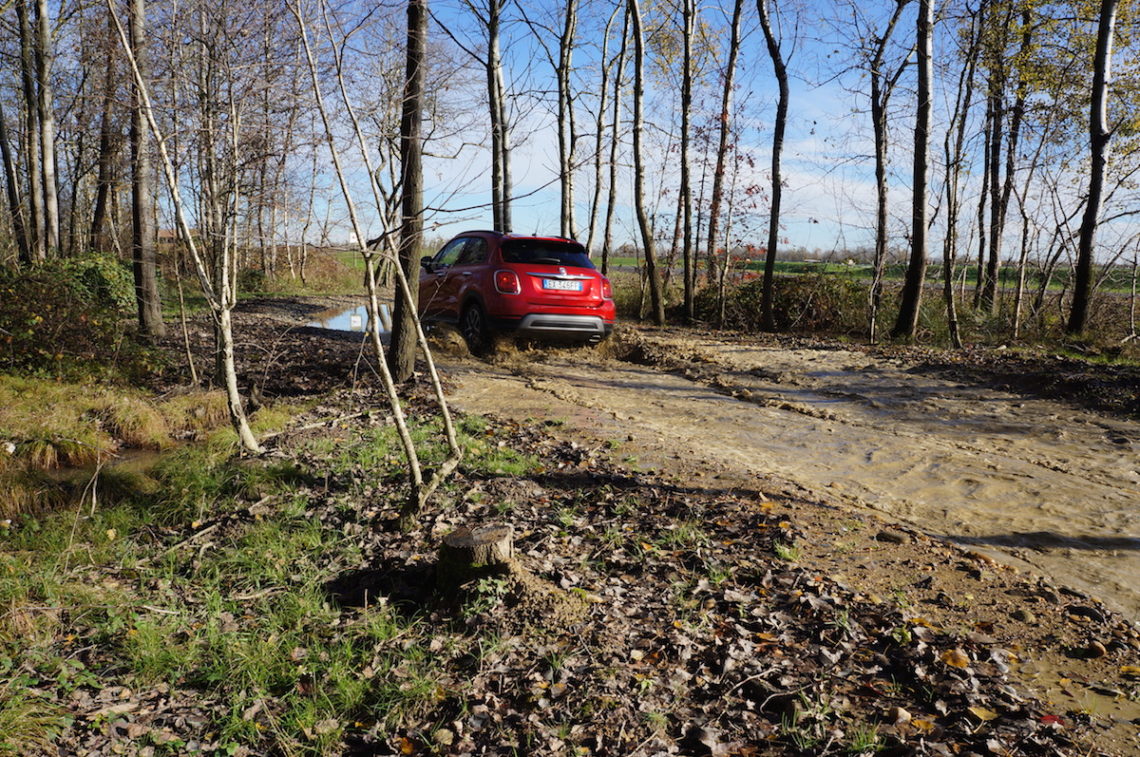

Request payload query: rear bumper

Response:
[493,313,613,341]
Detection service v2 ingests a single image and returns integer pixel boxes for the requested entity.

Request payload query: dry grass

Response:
[0,378,232,518]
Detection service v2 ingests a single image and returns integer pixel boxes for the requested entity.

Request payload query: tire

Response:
[460,303,494,356]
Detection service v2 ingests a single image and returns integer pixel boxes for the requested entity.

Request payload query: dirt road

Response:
[436,327,1140,621]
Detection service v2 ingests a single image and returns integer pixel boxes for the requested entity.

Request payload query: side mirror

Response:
[420,255,434,270]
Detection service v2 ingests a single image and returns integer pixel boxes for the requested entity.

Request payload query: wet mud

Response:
[438,328,1140,621]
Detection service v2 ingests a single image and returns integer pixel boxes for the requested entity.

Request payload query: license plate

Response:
[542,278,582,291]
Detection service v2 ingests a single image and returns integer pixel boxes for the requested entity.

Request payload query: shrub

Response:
[694,274,867,335]
[0,258,159,379]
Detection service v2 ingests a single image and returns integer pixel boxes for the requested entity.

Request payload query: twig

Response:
[140,605,180,615]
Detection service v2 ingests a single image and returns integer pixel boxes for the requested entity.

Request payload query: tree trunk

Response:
[1067,0,1118,334]
[586,5,620,254]
[35,0,60,255]
[17,1,45,262]
[90,14,118,255]
[678,0,696,320]
[757,0,788,333]
[866,0,907,344]
[628,0,664,326]
[706,0,744,323]
[130,0,165,339]
[391,0,426,382]
[601,5,630,276]
[557,0,578,238]
[940,5,980,350]
[891,0,932,340]
[485,0,511,231]
[0,101,30,265]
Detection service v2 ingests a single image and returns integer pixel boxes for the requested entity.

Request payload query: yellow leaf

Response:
[398,736,415,755]
[105,529,117,541]
[1121,665,1140,677]
[968,706,999,722]
[911,718,936,733]
[940,649,970,668]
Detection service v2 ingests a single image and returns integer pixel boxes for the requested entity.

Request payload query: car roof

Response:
[456,230,580,244]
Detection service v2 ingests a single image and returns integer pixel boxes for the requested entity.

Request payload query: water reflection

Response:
[307,303,391,333]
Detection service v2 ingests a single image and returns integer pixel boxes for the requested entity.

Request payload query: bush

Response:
[61,254,135,311]
[0,258,159,380]
[694,274,868,335]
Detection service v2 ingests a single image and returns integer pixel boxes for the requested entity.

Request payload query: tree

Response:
[391,0,427,383]
[860,0,910,344]
[106,0,260,452]
[892,0,932,340]
[129,0,165,339]
[1068,0,1120,334]
[757,0,790,332]
[706,0,745,323]
[629,0,665,325]
[678,0,696,319]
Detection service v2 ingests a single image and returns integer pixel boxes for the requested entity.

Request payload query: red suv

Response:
[418,231,615,354]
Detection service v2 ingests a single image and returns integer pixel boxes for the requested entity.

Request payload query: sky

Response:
[310,0,1137,266]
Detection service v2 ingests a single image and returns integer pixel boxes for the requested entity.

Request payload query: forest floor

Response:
[11,294,1140,756]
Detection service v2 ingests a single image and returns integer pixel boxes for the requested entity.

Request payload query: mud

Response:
[435,327,1140,621]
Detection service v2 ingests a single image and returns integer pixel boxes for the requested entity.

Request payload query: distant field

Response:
[600,256,1136,293]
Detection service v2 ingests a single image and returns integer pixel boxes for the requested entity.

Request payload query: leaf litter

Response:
[23,297,1140,755]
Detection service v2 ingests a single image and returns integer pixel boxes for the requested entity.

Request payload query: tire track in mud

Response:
[441,331,1140,620]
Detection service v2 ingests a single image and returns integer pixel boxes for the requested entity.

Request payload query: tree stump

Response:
[436,524,514,591]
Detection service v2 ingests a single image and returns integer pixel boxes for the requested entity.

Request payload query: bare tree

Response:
[391,0,427,383]
[601,4,630,275]
[17,0,45,262]
[892,0,932,340]
[629,0,664,325]
[757,0,790,332]
[106,0,259,452]
[129,0,165,338]
[678,0,696,319]
[0,100,30,264]
[584,3,621,254]
[34,0,60,254]
[706,0,745,323]
[1068,0,1120,334]
[859,0,910,344]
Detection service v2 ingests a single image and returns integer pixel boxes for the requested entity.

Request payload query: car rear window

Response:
[501,239,595,269]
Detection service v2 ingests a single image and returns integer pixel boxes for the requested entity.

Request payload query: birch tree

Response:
[106,0,260,452]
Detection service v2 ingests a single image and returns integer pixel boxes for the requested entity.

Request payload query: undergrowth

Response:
[0,404,541,754]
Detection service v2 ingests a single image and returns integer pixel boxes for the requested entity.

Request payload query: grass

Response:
[0,381,556,754]
[0,376,234,519]
[774,541,802,562]
[0,401,471,755]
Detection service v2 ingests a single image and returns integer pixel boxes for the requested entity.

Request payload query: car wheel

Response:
[460,303,494,356]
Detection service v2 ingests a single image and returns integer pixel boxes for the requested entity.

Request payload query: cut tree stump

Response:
[436,524,514,591]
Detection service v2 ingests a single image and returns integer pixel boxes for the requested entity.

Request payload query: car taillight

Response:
[601,277,613,300]
[495,269,520,294]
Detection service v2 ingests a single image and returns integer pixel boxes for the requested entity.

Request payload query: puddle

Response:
[307,303,391,334]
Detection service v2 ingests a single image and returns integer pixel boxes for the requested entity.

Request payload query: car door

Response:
[418,237,467,319]
[446,237,490,314]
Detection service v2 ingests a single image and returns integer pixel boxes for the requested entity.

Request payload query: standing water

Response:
[307,303,391,334]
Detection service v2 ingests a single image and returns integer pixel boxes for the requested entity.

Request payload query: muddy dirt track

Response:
[434,327,1140,622]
